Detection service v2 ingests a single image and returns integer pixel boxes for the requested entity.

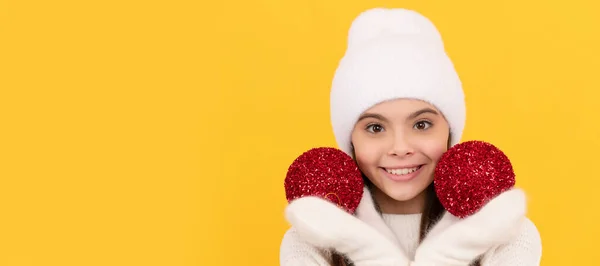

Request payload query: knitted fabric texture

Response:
[329,8,466,156]
[280,214,542,265]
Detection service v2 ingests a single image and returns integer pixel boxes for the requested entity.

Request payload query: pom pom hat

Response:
[330,8,466,156]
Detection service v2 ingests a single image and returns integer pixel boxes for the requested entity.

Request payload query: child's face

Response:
[351,98,450,205]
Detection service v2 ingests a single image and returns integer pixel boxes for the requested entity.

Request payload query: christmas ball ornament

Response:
[434,140,516,218]
[284,147,364,214]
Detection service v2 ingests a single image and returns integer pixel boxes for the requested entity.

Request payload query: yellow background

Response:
[1,0,598,265]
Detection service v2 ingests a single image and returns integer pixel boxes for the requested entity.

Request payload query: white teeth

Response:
[386,166,419,175]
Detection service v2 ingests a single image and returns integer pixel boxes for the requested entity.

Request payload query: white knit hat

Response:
[330,7,466,156]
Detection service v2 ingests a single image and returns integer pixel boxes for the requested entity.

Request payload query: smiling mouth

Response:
[384,165,423,176]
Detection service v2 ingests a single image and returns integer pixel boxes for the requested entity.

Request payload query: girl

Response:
[279,7,542,266]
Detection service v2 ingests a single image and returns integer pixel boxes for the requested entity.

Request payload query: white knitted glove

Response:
[285,186,526,266]
[285,186,410,266]
[412,188,527,266]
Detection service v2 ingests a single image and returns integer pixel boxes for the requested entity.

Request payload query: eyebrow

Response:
[408,108,439,119]
[357,108,439,122]
[357,113,389,123]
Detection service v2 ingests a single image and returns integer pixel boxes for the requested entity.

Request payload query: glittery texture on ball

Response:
[285,147,364,214]
[434,140,516,218]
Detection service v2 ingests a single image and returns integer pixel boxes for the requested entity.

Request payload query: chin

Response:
[383,187,422,202]
[378,175,432,203]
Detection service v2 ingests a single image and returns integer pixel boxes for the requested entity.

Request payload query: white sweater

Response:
[280,213,542,265]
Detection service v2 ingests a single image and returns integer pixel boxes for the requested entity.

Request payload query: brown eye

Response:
[366,124,384,133]
[414,121,432,130]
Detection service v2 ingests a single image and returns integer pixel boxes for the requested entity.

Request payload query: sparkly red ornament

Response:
[284,147,364,214]
[434,140,516,218]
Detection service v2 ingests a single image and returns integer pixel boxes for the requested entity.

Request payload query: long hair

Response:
[331,139,481,266]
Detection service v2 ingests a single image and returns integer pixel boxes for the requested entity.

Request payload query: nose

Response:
[388,131,414,157]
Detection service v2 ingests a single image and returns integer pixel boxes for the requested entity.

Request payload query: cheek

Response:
[351,134,384,167]
[353,141,376,165]
[420,137,449,161]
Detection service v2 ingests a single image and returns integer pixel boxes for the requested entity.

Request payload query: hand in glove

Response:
[285,186,411,266]
[284,186,526,266]
[413,188,527,266]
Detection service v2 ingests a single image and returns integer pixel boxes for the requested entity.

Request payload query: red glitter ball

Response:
[434,140,516,218]
[284,147,364,214]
